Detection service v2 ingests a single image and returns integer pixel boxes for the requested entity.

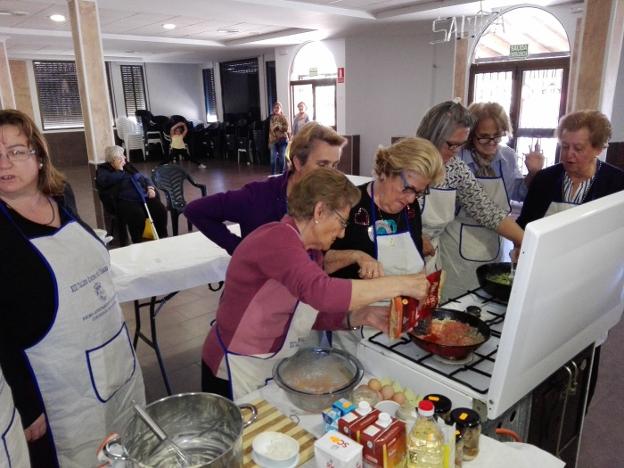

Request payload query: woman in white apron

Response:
[201,169,430,400]
[415,100,525,297]
[330,138,445,354]
[1,366,30,468]
[516,110,624,412]
[0,110,144,468]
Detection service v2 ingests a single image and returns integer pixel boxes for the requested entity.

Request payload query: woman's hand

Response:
[356,252,384,279]
[349,306,389,334]
[398,273,429,300]
[146,187,156,199]
[24,413,47,442]
[422,235,435,257]
[524,142,545,175]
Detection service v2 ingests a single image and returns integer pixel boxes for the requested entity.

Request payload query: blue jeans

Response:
[270,139,288,174]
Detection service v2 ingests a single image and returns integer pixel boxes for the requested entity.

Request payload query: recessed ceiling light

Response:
[49,14,66,22]
[217,28,239,34]
[162,23,176,30]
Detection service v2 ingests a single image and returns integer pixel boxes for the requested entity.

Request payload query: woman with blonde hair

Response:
[201,168,429,399]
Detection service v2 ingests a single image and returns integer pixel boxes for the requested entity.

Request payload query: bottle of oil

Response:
[407,400,444,468]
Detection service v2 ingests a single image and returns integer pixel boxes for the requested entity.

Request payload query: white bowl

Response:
[375,400,400,417]
[252,431,299,468]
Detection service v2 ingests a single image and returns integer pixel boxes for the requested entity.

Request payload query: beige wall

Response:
[9,60,35,119]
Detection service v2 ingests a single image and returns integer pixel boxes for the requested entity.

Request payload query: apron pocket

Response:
[1,406,21,468]
[86,323,136,402]
[459,224,500,262]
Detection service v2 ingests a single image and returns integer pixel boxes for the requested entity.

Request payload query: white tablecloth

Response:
[239,382,564,468]
[110,228,238,302]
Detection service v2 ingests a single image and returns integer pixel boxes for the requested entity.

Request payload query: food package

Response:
[315,430,363,468]
[388,270,445,339]
[360,413,406,467]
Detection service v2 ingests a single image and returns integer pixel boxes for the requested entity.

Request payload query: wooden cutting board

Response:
[242,399,317,467]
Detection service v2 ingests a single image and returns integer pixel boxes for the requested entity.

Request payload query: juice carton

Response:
[333,398,357,416]
[360,412,406,468]
[338,401,380,443]
[314,430,363,468]
[322,406,342,433]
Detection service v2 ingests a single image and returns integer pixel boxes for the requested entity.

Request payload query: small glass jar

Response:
[454,429,464,468]
[450,408,481,461]
[423,393,452,424]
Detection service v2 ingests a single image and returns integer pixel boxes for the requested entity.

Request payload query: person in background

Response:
[96,145,168,243]
[292,101,310,136]
[168,121,207,168]
[0,109,144,467]
[268,101,290,174]
[416,100,524,300]
[329,137,445,353]
[201,169,430,399]
[515,109,624,410]
[1,364,31,467]
[436,102,544,297]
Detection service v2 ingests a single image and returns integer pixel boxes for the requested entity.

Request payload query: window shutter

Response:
[33,61,84,130]
[203,68,217,122]
[120,65,147,118]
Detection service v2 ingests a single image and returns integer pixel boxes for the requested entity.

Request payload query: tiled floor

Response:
[62,158,622,467]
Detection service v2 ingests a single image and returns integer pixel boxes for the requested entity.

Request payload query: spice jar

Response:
[454,429,464,468]
[423,394,452,424]
[450,408,481,461]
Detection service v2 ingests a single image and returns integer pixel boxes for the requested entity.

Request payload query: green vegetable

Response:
[487,272,512,286]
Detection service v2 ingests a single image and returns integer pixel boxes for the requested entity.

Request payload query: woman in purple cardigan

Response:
[202,169,430,399]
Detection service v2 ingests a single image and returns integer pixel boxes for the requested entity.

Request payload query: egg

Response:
[381,385,395,400]
[392,392,406,405]
[368,378,382,391]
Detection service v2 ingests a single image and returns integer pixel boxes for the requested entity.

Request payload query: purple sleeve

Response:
[254,225,352,315]
[184,188,253,255]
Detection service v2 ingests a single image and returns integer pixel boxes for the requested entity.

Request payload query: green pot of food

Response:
[476,262,513,302]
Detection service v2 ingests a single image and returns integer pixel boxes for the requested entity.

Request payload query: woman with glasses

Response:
[416,100,525,300]
[201,168,429,399]
[328,138,444,353]
[0,110,144,467]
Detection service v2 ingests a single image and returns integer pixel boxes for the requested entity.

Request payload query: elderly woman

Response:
[201,168,429,399]
[96,145,168,243]
[416,100,525,300]
[517,110,624,226]
[292,101,310,135]
[0,110,144,467]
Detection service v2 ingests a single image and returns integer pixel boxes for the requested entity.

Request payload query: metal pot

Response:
[408,308,490,360]
[104,393,256,467]
[476,262,513,302]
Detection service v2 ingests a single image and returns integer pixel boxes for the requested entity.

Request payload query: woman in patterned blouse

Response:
[416,100,525,300]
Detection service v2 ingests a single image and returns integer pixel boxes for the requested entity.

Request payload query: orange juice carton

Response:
[360,412,407,468]
[338,401,381,443]
[389,270,444,339]
[314,430,363,468]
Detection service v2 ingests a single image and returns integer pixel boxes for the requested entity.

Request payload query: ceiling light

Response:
[162,23,176,30]
[49,14,66,22]
[217,28,239,34]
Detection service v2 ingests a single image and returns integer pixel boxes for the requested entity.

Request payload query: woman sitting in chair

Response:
[96,145,168,243]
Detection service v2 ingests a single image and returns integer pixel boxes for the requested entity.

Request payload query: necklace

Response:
[4,195,56,226]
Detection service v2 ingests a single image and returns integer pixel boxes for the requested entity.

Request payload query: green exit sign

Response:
[510,44,529,58]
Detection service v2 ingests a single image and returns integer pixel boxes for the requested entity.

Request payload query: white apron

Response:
[421,187,457,274]
[3,205,145,468]
[217,302,319,400]
[440,162,511,300]
[1,367,30,468]
[333,183,425,353]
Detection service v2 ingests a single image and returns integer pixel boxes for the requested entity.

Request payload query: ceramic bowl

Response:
[252,431,299,468]
[375,400,400,417]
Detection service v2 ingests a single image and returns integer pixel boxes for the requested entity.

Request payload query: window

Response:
[33,61,83,130]
[120,65,147,119]
[202,68,218,122]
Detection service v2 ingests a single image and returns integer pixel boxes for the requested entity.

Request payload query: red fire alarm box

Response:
[337,67,345,83]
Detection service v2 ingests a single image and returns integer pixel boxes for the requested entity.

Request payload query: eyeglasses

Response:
[0,148,36,162]
[333,210,349,229]
[399,172,430,198]
[445,140,467,151]
[475,134,503,145]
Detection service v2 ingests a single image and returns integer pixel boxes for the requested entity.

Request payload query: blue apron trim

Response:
[85,323,137,403]
[1,405,17,468]
[369,182,412,258]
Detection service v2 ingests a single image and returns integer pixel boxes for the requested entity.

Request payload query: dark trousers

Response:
[201,360,232,400]
[117,198,168,243]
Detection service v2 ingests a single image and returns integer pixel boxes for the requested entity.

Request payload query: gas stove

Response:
[358,288,508,413]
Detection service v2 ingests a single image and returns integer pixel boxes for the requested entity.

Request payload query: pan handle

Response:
[239,403,258,428]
